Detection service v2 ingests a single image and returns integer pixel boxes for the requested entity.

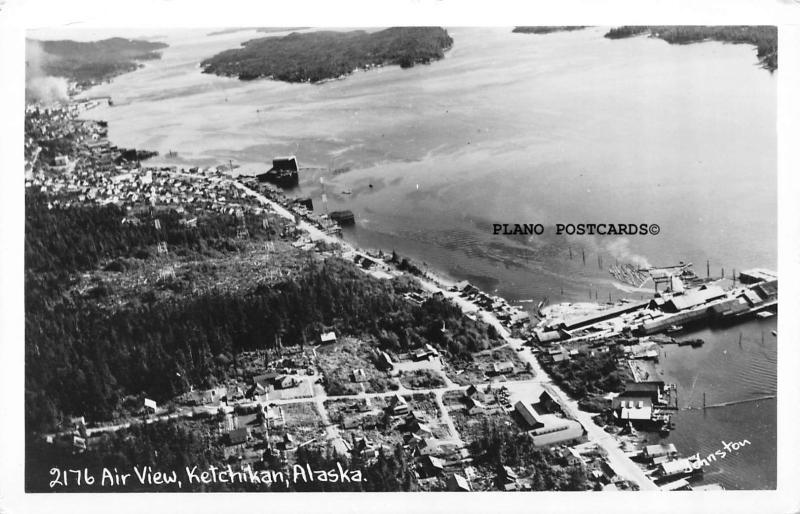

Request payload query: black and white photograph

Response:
[1,0,799,512]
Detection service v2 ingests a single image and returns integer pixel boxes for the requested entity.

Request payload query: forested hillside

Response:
[25,191,499,432]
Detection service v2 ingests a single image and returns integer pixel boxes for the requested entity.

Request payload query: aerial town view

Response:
[20,24,778,495]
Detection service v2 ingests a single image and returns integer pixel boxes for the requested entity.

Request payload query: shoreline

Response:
[24,92,661,489]
[32,68,774,487]
[226,174,659,490]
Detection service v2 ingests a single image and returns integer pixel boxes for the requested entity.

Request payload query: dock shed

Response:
[270,156,298,172]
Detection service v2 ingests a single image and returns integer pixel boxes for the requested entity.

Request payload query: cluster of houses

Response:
[24,105,292,229]
[214,403,300,465]
[246,177,344,237]
[452,281,530,327]
[25,105,109,179]
[633,442,724,490]
[28,157,272,217]
[330,394,469,485]
[181,369,308,409]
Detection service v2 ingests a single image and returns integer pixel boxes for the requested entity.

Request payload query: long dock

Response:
[683,394,776,411]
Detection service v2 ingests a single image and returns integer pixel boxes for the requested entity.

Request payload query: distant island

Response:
[28,37,168,88]
[512,26,587,35]
[200,27,454,84]
[604,26,777,71]
[206,27,308,37]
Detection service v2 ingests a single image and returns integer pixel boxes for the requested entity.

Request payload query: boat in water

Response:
[677,338,704,348]
[330,210,356,226]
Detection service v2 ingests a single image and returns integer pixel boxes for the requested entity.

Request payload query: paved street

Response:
[59,173,656,491]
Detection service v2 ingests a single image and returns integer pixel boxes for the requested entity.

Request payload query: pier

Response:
[683,395,776,411]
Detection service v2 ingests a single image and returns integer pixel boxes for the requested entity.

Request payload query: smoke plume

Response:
[604,237,651,269]
[26,40,69,105]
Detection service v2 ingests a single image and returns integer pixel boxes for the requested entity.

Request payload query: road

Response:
[415,271,657,489]
[72,173,656,489]
[438,290,658,490]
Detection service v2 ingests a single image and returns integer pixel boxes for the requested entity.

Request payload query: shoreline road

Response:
[66,172,655,490]
[419,278,659,491]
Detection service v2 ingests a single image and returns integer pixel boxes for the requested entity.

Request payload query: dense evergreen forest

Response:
[25,191,499,432]
[604,26,777,71]
[29,37,168,86]
[200,27,453,83]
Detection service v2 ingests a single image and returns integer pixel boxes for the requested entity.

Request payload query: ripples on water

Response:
[650,318,777,489]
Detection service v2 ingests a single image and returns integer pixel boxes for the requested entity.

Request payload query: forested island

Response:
[200,27,453,84]
[512,26,587,35]
[28,37,168,88]
[604,26,777,71]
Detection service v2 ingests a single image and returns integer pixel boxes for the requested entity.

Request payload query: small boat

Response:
[666,325,683,334]
[756,311,775,319]
[341,188,352,194]
[771,330,777,337]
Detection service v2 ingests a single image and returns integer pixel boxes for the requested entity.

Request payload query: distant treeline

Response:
[29,37,168,86]
[206,27,309,37]
[512,27,587,35]
[604,26,777,71]
[200,27,453,83]
[25,192,499,432]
